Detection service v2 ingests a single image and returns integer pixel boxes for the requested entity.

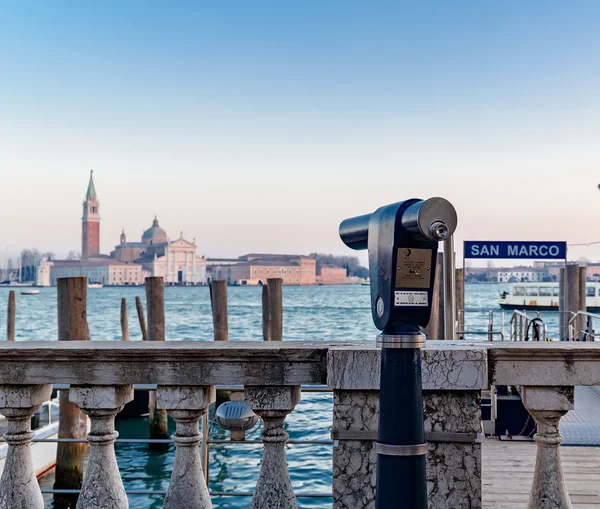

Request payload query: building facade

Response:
[209,254,317,285]
[49,259,145,286]
[317,265,348,285]
[82,171,100,259]
[149,237,207,284]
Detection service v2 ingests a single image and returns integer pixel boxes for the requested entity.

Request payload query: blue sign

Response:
[464,241,567,260]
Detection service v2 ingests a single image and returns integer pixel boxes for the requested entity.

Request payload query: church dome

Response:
[142,217,168,245]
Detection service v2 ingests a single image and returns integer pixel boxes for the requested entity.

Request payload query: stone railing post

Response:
[522,386,574,509]
[246,385,301,509]
[327,345,487,509]
[69,385,134,509]
[156,385,216,509]
[0,384,52,509]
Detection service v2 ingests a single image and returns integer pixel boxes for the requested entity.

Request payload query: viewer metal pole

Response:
[443,236,456,340]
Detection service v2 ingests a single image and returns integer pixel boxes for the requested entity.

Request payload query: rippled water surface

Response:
[0,283,560,507]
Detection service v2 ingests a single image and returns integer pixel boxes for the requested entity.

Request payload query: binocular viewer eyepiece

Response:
[339,197,457,249]
[339,197,457,335]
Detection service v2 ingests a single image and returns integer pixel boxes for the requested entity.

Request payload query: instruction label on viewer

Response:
[395,291,428,307]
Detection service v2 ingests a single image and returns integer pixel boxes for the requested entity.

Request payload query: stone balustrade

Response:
[0,340,598,509]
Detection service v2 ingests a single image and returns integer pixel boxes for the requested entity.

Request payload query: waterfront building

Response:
[111,220,207,284]
[81,171,100,259]
[209,254,317,285]
[49,258,145,286]
[47,172,208,285]
[317,264,348,285]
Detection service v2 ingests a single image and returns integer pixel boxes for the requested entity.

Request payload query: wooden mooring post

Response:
[209,280,228,341]
[54,277,90,507]
[578,264,587,339]
[120,297,129,341]
[6,290,15,341]
[565,264,581,340]
[208,280,245,441]
[455,268,465,339]
[559,268,567,340]
[145,277,169,444]
[135,295,148,341]
[262,278,283,341]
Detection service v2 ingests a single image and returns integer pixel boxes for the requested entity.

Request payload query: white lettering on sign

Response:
[470,243,564,258]
[395,291,428,307]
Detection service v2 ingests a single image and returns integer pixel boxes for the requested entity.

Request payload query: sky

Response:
[1,1,599,266]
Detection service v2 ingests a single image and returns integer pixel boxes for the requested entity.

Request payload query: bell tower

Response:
[82,170,100,258]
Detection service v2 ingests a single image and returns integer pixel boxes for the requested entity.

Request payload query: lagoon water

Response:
[0,283,561,508]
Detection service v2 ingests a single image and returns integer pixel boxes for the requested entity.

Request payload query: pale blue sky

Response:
[1,1,599,263]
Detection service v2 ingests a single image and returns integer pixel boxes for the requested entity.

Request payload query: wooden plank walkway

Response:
[483,439,600,508]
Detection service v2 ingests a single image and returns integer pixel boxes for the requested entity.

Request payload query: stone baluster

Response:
[156,385,216,509]
[246,386,301,509]
[0,384,52,509]
[69,385,134,509]
[522,386,574,509]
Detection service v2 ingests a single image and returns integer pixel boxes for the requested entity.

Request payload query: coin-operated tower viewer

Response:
[339,197,458,509]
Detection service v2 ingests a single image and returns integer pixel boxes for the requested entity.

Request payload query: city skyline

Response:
[1,2,600,263]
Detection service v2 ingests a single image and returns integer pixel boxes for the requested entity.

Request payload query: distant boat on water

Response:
[21,290,40,295]
[88,283,103,289]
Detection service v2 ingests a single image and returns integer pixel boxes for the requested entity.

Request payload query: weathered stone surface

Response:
[332,391,378,509]
[424,391,482,509]
[522,386,574,412]
[246,385,301,412]
[247,386,300,509]
[0,384,52,408]
[523,387,574,509]
[71,385,133,509]
[327,344,488,390]
[155,386,215,508]
[0,385,52,509]
[156,385,216,410]
[163,409,212,509]
[0,341,335,386]
[332,390,482,509]
[488,342,600,386]
[69,384,134,409]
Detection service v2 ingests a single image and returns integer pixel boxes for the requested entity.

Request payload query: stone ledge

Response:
[327,343,488,390]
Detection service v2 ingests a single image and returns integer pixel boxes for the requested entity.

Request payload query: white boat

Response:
[0,400,59,478]
[88,283,103,289]
[499,282,600,312]
[21,289,40,295]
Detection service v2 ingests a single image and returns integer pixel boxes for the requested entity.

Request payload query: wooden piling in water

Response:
[566,264,580,340]
[578,264,588,339]
[559,268,567,340]
[135,295,148,341]
[120,298,129,341]
[455,268,464,339]
[54,277,90,507]
[145,277,169,443]
[209,280,228,341]
[6,291,15,341]
[262,278,283,341]
[425,253,444,340]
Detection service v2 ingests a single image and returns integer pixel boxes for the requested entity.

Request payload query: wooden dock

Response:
[483,439,600,508]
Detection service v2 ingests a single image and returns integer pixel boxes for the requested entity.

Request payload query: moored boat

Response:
[21,289,40,295]
[87,283,103,289]
[499,282,600,312]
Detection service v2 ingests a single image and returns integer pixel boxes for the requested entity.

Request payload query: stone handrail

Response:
[0,340,598,508]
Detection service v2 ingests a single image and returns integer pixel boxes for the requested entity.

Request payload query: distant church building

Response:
[111,217,207,284]
[43,172,207,286]
[82,171,101,258]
